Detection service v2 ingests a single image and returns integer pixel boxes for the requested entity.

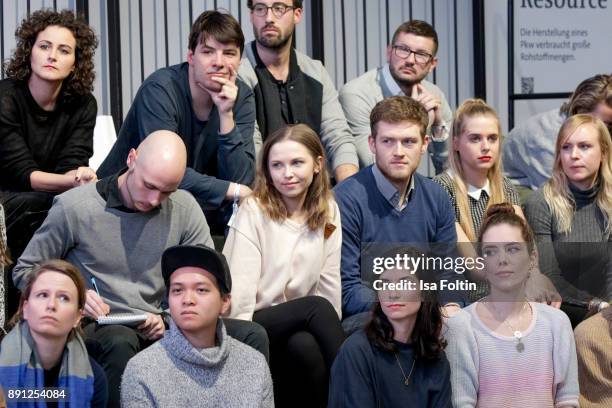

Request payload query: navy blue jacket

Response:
[98,63,255,210]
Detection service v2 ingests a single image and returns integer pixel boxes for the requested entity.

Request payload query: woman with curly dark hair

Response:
[328,247,452,407]
[0,9,98,315]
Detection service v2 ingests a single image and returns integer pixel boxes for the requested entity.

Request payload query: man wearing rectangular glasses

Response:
[239,0,359,182]
[339,20,452,174]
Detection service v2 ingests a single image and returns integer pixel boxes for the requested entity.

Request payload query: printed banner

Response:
[514,0,612,94]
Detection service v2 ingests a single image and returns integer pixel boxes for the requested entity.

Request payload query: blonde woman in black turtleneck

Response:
[525,114,612,326]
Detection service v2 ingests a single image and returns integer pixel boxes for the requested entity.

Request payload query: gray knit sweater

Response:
[12,183,214,314]
[121,319,274,407]
[524,184,611,303]
[503,108,566,189]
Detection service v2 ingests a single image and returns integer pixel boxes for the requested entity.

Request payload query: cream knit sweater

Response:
[223,198,342,320]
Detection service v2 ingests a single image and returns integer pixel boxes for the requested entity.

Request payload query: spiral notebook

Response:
[97,313,148,326]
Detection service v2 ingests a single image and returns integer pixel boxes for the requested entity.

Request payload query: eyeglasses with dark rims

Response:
[251,2,297,18]
[392,45,433,65]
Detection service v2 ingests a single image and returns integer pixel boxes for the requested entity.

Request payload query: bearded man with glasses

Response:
[238,0,359,183]
[339,20,452,174]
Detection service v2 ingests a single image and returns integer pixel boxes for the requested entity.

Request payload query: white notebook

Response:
[97,313,148,326]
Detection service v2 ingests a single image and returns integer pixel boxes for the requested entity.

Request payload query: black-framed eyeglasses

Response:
[392,45,433,64]
[251,3,297,18]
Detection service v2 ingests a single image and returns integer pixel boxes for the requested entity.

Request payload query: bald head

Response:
[137,130,187,177]
[130,130,187,191]
[119,130,188,212]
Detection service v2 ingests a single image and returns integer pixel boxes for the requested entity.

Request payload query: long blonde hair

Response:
[253,124,333,231]
[448,99,507,241]
[542,114,612,234]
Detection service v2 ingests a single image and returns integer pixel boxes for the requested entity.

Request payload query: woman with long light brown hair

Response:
[223,124,344,407]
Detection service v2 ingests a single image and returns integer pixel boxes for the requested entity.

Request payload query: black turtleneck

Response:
[568,181,599,210]
[524,179,611,305]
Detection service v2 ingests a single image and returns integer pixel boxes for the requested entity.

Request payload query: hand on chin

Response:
[197,80,222,94]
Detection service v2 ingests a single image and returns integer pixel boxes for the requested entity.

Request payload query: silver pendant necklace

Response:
[394,353,416,385]
[487,300,531,352]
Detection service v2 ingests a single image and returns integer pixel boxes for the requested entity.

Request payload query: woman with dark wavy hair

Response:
[0,9,98,314]
[328,247,452,407]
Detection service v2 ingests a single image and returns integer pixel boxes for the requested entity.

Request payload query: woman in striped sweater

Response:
[444,203,579,408]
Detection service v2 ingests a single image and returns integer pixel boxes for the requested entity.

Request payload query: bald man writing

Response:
[13,131,268,407]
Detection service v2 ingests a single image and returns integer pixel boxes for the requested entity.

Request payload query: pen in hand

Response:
[90,276,109,316]
[91,276,101,296]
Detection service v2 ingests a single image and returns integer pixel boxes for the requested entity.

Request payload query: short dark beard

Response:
[254,26,294,50]
[389,67,423,90]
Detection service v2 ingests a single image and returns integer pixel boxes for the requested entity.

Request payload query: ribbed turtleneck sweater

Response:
[524,181,611,303]
[121,319,273,407]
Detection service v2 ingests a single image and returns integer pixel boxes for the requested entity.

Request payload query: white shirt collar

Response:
[467,179,490,200]
[445,169,490,200]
